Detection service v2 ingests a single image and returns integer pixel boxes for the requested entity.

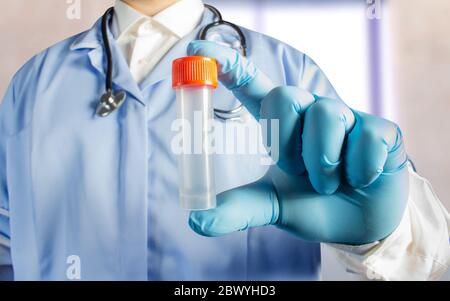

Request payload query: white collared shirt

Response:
[112,0,204,83]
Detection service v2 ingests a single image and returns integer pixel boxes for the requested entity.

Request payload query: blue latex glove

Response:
[187,40,409,245]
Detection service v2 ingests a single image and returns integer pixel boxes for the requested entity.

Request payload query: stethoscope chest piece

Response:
[96,90,126,117]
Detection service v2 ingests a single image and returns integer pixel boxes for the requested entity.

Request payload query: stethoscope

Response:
[96,4,247,120]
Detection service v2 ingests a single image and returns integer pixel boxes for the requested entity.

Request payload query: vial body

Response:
[176,86,216,210]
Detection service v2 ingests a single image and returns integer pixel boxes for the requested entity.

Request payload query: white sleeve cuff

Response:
[328,165,450,281]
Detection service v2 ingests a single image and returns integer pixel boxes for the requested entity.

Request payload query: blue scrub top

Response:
[0,9,339,280]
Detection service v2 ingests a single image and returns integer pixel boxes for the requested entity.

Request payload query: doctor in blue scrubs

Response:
[0,0,448,280]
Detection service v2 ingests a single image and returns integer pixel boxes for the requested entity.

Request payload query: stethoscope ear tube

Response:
[198,21,247,57]
[200,5,247,121]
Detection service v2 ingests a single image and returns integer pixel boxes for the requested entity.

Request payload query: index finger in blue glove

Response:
[260,86,315,175]
[187,40,275,119]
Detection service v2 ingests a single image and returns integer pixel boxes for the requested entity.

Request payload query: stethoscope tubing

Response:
[99,4,247,120]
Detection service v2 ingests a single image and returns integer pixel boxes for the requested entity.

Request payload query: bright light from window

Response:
[209,1,371,112]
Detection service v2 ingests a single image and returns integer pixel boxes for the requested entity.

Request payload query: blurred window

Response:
[208,0,382,114]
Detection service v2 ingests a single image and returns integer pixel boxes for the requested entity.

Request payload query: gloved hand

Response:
[187,40,409,245]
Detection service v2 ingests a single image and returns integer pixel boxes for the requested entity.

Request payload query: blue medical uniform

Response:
[0,9,339,280]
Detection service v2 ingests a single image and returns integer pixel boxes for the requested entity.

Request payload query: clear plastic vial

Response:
[172,56,218,210]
